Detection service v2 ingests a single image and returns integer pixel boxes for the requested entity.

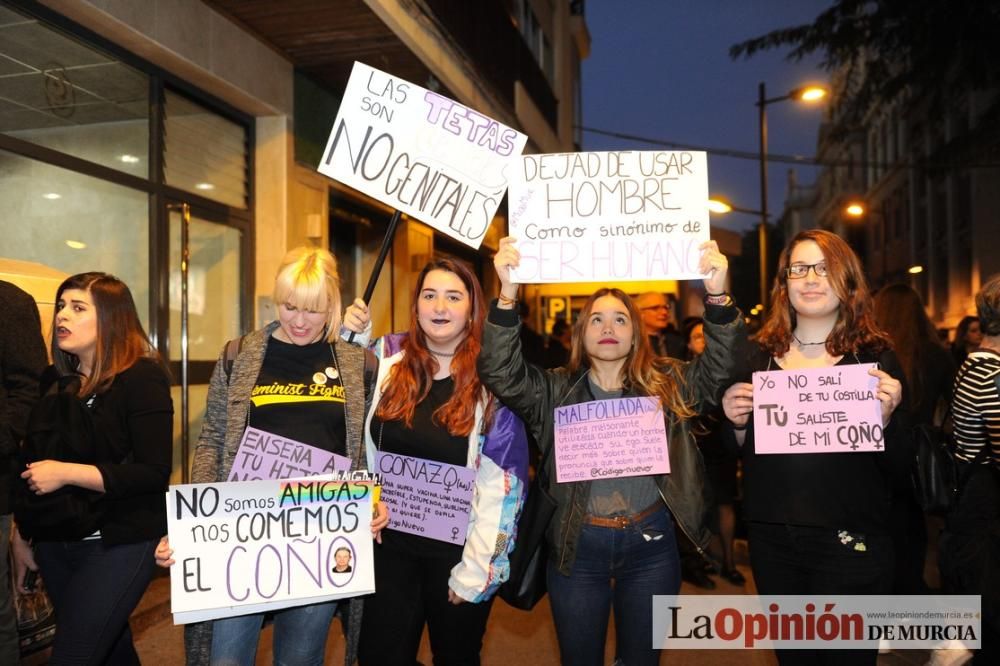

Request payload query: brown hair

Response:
[873,283,944,411]
[567,288,696,422]
[375,259,491,436]
[52,272,161,396]
[755,229,890,357]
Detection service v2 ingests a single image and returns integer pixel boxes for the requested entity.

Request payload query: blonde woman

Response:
[155,247,387,666]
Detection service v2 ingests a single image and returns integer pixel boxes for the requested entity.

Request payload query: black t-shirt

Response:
[250,336,347,455]
[741,346,910,535]
[373,376,468,557]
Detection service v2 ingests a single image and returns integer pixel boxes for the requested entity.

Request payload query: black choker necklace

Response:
[430,349,455,357]
[793,332,827,347]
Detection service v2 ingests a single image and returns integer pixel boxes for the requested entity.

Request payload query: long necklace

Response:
[792,332,828,347]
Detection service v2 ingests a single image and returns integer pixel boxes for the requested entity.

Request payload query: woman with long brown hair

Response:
[344,258,528,665]
[722,229,906,665]
[873,283,954,595]
[12,272,173,665]
[479,237,742,666]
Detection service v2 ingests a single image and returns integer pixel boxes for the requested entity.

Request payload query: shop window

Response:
[0,149,149,323]
[0,3,149,177]
[164,90,248,209]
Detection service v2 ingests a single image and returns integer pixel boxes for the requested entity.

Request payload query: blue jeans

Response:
[210,600,339,666]
[547,506,680,666]
[34,538,157,665]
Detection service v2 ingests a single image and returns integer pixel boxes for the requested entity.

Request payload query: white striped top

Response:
[952,350,1000,465]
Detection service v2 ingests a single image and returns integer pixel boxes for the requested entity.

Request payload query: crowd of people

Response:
[1,228,997,665]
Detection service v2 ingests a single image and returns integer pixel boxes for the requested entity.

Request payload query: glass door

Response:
[167,201,244,482]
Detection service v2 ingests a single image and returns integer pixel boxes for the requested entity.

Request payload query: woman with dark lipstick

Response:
[477,237,744,666]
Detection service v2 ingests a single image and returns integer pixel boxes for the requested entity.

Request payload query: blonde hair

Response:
[272,247,343,342]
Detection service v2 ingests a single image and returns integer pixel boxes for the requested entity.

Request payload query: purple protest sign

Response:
[553,397,669,483]
[374,451,475,544]
[228,426,352,481]
[752,364,884,454]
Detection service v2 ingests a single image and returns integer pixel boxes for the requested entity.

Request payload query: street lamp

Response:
[756,82,827,308]
[844,201,887,285]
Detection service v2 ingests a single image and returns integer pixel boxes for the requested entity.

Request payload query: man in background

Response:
[0,280,48,662]
[544,319,571,369]
[635,292,685,359]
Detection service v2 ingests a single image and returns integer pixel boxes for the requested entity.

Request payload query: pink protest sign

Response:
[752,364,883,454]
[553,397,669,482]
[228,426,352,481]
[375,451,476,544]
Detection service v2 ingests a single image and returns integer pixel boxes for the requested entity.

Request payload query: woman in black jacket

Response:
[480,237,743,666]
[722,230,906,666]
[12,272,172,665]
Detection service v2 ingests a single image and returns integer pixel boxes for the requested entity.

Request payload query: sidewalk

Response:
[129,552,937,665]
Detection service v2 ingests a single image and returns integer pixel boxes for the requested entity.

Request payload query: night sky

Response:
[582,0,833,233]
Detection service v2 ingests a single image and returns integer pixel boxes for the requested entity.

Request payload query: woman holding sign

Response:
[480,237,743,666]
[155,247,388,666]
[342,258,528,666]
[11,272,172,665]
[721,229,906,665]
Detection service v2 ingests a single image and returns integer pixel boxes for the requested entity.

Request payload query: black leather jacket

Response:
[478,301,745,574]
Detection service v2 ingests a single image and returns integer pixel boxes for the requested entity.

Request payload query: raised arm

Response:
[477,238,562,439]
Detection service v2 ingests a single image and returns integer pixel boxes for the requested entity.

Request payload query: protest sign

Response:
[752,364,883,454]
[318,61,528,249]
[507,150,709,283]
[553,397,669,482]
[228,426,352,481]
[167,475,375,624]
[375,451,475,544]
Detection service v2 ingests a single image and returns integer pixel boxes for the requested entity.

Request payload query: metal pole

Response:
[348,209,403,343]
[758,82,769,309]
[179,202,191,483]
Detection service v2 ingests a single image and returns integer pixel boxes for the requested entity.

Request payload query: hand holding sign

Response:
[697,240,728,294]
[869,366,903,425]
[722,382,754,429]
[493,236,520,295]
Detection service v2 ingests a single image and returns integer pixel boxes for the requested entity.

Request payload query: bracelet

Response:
[498,293,517,307]
[704,292,733,306]
[705,291,726,297]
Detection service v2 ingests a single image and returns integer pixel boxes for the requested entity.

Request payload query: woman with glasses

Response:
[721,229,907,666]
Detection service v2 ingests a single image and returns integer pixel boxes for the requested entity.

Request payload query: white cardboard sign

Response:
[507,150,710,283]
[318,61,528,249]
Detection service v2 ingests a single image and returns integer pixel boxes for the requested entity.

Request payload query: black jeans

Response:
[357,539,494,666]
[941,464,1000,664]
[748,521,892,666]
[35,538,157,666]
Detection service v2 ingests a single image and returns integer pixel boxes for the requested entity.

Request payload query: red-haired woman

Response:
[344,259,528,665]
[12,273,172,664]
[722,230,906,665]
[479,238,743,666]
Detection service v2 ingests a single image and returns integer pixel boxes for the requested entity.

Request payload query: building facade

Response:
[0,0,589,480]
[808,65,1000,331]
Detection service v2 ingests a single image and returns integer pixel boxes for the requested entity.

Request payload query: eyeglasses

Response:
[786,262,829,279]
[640,305,670,312]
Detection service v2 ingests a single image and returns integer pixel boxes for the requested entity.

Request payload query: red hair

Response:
[375,259,491,436]
[755,229,890,357]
